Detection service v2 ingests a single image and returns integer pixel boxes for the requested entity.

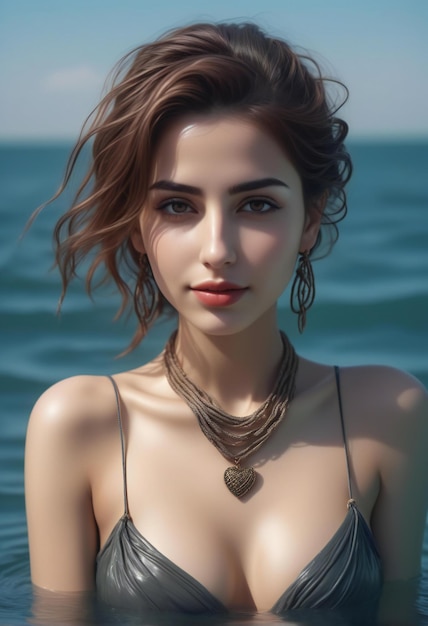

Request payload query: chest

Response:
[99,427,378,610]
[94,380,381,610]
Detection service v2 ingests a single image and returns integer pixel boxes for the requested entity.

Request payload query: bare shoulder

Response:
[334,365,428,469]
[27,375,120,446]
[27,353,169,436]
[299,357,427,417]
[339,364,427,425]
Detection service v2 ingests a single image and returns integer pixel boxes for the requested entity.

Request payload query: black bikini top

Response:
[96,367,382,615]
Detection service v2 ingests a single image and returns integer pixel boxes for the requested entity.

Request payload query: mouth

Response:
[190,282,248,306]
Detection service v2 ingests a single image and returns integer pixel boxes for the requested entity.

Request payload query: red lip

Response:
[190,281,248,307]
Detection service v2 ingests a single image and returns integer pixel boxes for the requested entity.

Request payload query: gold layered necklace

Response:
[163,330,298,498]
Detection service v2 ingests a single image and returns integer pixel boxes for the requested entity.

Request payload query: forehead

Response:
[151,114,299,186]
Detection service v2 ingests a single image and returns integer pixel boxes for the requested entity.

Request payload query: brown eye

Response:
[158,199,194,215]
[249,200,267,212]
[240,198,279,213]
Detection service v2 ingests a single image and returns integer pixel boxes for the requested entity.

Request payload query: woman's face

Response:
[132,114,321,336]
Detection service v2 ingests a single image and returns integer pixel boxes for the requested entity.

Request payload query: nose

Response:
[198,207,237,269]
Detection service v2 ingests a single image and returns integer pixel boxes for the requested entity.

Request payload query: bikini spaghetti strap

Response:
[334,366,355,507]
[106,375,130,518]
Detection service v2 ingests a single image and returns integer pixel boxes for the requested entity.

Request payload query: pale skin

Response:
[25,115,428,619]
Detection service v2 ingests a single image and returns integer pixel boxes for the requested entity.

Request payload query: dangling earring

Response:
[134,252,159,327]
[138,253,149,279]
[290,250,315,333]
[135,253,153,303]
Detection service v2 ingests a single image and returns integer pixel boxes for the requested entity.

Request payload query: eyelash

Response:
[157,199,193,215]
[156,197,280,216]
[240,198,280,213]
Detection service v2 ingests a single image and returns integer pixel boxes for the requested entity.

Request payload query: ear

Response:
[299,193,327,253]
[130,227,146,255]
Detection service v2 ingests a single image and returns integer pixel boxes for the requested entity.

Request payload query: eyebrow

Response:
[149,177,289,195]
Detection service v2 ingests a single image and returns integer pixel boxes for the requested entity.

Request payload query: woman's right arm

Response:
[25,377,99,593]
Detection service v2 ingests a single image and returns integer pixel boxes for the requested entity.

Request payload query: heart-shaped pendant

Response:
[224,465,256,498]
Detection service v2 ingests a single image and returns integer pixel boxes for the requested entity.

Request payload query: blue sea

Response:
[0,141,427,625]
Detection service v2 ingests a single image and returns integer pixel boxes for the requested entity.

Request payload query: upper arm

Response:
[25,376,101,592]
[369,368,428,581]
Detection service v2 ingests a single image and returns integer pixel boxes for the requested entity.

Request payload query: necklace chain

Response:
[163,330,298,465]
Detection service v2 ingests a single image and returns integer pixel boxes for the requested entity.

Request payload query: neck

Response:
[173,317,287,416]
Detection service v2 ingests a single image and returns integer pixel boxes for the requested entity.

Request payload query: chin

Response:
[180,313,272,338]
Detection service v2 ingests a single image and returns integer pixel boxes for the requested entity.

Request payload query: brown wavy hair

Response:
[41,22,352,352]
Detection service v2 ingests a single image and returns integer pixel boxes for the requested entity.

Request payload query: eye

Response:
[239,198,280,213]
[157,199,194,215]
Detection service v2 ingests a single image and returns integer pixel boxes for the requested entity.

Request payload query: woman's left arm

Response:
[370,368,428,623]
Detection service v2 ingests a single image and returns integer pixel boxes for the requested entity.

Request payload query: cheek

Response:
[242,228,300,268]
[144,234,187,295]
[146,243,172,281]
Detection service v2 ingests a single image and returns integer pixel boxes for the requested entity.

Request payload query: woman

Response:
[25,21,428,623]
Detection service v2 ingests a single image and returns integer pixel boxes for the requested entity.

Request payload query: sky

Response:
[1,0,427,141]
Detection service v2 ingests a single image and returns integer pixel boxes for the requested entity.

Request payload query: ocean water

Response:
[0,141,427,625]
